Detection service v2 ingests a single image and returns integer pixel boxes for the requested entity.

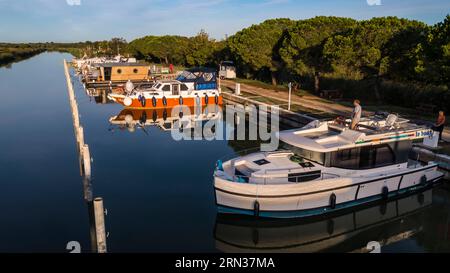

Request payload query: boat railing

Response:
[230,171,340,185]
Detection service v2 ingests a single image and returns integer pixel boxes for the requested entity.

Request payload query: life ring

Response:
[123,97,132,107]
[152,96,157,107]
[179,96,183,105]
[162,96,167,107]
[204,94,209,105]
[329,193,336,209]
[215,94,219,105]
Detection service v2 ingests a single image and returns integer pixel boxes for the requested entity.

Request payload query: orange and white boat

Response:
[108,68,223,109]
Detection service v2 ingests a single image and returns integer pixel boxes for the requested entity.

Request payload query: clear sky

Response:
[0,0,449,43]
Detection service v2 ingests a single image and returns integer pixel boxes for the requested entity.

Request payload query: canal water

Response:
[0,52,449,253]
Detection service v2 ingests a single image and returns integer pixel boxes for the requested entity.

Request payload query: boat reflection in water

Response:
[109,105,222,136]
[214,189,435,253]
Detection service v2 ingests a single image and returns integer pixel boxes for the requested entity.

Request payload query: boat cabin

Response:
[222,114,434,184]
[92,63,150,82]
[278,115,433,169]
[219,61,236,79]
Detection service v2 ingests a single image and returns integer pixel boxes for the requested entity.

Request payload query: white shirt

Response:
[352,104,361,122]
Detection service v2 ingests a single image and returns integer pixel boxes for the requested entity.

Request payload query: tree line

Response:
[127,15,450,112]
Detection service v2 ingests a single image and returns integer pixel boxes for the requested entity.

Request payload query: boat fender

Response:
[179,96,183,105]
[163,109,168,121]
[382,186,389,200]
[329,193,336,209]
[327,219,334,235]
[252,229,259,245]
[380,202,387,215]
[179,111,184,119]
[418,193,425,205]
[162,96,168,107]
[216,160,224,171]
[205,94,209,105]
[420,175,427,186]
[215,94,219,105]
[152,110,157,122]
[253,200,260,217]
[140,96,146,107]
[152,96,157,107]
[140,111,147,124]
[195,95,201,106]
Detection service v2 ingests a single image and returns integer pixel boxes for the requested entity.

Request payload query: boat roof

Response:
[93,63,148,67]
[279,115,432,153]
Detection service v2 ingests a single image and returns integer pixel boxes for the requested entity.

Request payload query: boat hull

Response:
[109,94,223,109]
[214,164,444,219]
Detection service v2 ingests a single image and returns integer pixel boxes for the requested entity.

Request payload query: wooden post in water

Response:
[82,144,91,179]
[93,197,107,253]
[64,60,106,253]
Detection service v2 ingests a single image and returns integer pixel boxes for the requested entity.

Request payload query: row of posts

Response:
[64,60,107,253]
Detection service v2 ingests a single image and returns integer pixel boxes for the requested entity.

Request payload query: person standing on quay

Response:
[432,111,446,142]
[351,99,362,130]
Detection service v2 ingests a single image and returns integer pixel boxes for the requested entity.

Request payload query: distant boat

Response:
[108,68,222,109]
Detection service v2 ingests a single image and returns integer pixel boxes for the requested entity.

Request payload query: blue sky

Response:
[0,0,449,42]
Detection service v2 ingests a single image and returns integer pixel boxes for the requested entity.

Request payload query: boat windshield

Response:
[280,142,325,165]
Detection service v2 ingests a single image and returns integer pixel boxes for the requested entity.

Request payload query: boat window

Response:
[180,84,189,91]
[288,170,322,183]
[281,142,325,165]
[254,159,270,166]
[117,69,122,74]
[330,143,398,170]
[162,84,171,91]
[133,68,139,73]
[155,83,162,89]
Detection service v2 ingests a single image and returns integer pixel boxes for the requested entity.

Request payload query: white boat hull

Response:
[214,163,443,218]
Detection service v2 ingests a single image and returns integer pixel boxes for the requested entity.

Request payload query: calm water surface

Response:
[0,52,449,253]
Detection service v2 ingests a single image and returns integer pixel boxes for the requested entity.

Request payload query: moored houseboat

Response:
[108,68,222,109]
[213,114,444,218]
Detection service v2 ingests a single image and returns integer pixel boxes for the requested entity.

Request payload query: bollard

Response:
[93,197,107,253]
[235,83,241,96]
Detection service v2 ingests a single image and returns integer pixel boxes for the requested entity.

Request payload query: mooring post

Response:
[82,144,91,179]
[77,126,85,153]
[235,83,241,96]
[93,197,107,253]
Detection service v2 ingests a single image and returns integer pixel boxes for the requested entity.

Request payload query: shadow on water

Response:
[214,183,450,253]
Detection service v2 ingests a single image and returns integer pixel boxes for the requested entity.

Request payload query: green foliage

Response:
[227,18,295,84]
[280,16,357,77]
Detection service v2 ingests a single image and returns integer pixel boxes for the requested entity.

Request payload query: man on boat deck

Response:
[351,99,362,130]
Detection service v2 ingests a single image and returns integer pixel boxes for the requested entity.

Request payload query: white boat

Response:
[213,114,444,218]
